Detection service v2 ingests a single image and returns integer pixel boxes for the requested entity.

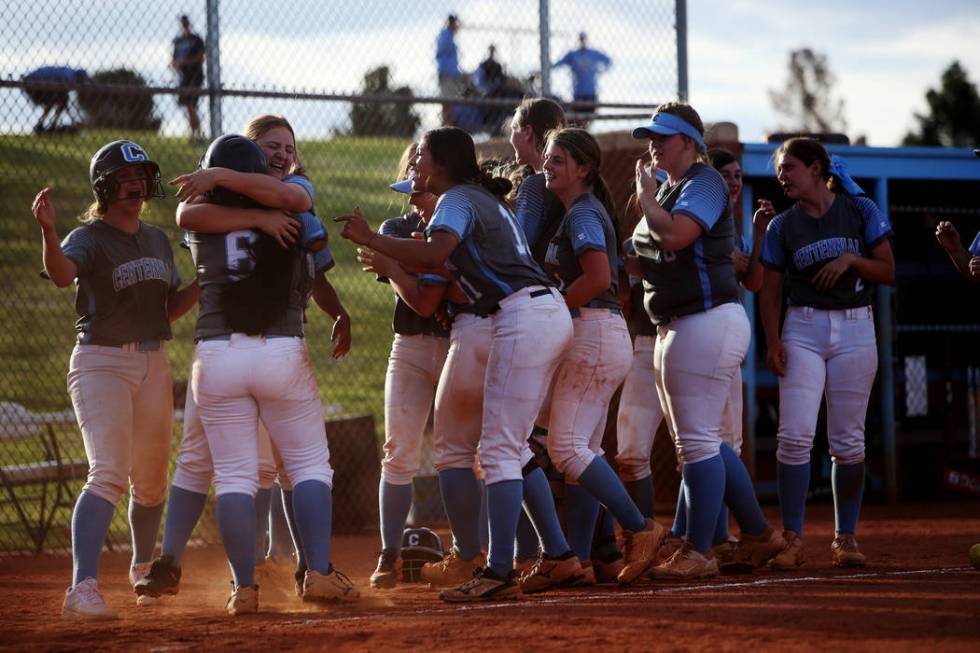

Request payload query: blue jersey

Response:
[543,193,619,311]
[436,27,461,77]
[514,171,566,266]
[632,163,738,324]
[426,183,554,316]
[62,221,180,345]
[761,194,893,309]
[379,213,450,337]
[553,48,611,98]
[970,231,980,257]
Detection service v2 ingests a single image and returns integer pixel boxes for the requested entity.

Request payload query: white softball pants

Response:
[615,335,663,481]
[67,344,173,506]
[381,334,450,485]
[776,306,878,466]
[192,335,332,497]
[654,302,750,465]
[481,287,572,484]
[548,309,633,481]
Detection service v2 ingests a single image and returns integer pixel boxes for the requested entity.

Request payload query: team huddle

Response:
[37,94,945,620]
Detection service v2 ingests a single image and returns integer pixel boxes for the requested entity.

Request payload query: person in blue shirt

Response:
[436,14,466,126]
[22,66,88,133]
[552,33,611,107]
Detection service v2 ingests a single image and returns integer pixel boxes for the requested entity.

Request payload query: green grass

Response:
[0,131,414,552]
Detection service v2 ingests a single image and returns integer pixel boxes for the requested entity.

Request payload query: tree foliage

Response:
[769,48,848,134]
[77,68,161,131]
[903,61,980,147]
[349,66,420,138]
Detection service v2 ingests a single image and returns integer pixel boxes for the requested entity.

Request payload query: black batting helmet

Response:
[200,134,268,208]
[89,140,163,205]
[400,527,445,582]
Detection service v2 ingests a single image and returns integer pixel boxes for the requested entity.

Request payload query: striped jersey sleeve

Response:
[284,174,315,208]
[760,212,788,269]
[971,231,980,257]
[672,168,729,231]
[61,226,98,277]
[428,187,475,241]
[566,202,607,255]
[515,172,547,246]
[853,196,892,247]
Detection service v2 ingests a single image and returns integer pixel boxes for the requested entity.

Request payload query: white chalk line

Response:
[282,566,974,626]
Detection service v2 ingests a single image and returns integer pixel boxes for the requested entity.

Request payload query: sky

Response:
[2,0,978,146]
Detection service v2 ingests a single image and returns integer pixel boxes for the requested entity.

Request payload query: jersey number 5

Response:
[225,230,257,279]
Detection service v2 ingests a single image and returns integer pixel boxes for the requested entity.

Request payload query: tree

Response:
[77,68,161,131]
[349,66,420,138]
[903,61,980,147]
[769,48,848,134]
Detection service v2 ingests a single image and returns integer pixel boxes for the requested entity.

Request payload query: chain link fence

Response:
[0,1,681,555]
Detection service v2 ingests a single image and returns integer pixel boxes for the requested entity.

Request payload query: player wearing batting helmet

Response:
[760,138,894,569]
[32,141,200,620]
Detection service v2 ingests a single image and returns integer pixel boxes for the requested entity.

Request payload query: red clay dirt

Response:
[1,502,978,652]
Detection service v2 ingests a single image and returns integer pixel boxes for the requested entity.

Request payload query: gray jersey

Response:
[187,228,313,340]
[426,183,554,316]
[61,221,180,345]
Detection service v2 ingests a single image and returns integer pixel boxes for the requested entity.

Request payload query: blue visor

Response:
[632,112,706,152]
[390,173,415,194]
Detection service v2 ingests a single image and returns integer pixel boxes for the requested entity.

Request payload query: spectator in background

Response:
[435,14,466,126]
[22,66,88,133]
[171,14,206,141]
[474,45,504,96]
[553,32,611,108]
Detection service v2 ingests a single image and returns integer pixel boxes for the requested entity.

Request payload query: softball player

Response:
[760,138,894,569]
[339,126,575,602]
[32,141,199,620]
[136,117,349,606]
[631,103,785,579]
[537,128,665,586]
[362,145,451,589]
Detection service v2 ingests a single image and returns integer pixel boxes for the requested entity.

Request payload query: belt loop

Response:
[803,306,813,319]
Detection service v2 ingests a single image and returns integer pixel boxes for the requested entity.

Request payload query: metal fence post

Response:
[875,177,897,503]
[206,0,222,138]
[675,0,688,102]
[538,0,551,97]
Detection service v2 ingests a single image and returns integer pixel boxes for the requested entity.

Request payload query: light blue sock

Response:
[777,461,810,535]
[380,481,413,552]
[719,443,768,536]
[486,479,523,576]
[254,487,273,564]
[268,484,294,560]
[592,507,621,561]
[281,489,307,572]
[514,510,539,562]
[438,468,483,560]
[624,476,655,519]
[681,455,726,553]
[292,480,332,574]
[479,480,490,550]
[161,485,208,565]
[712,505,730,546]
[129,499,164,565]
[577,457,646,533]
[564,482,600,561]
[215,493,256,588]
[832,462,865,535]
[72,491,115,585]
[523,467,571,557]
[671,483,687,539]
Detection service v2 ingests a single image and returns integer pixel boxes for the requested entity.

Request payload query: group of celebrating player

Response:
[41,89,961,620]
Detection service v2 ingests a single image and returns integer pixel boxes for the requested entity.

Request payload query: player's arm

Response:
[312,274,351,358]
[564,249,611,309]
[740,199,777,293]
[810,240,895,292]
[171,168,311,212]
[168,276,200,322]
[936,221,973,279]
[759,268,787,377]
[358,247,447,317]
[31,188,77,288]
[635,162,704,251]
[337,209,457,269]
[176,200,299,247]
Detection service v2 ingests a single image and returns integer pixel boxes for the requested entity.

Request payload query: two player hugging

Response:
[338,98,895,603]
[34,115,354,621]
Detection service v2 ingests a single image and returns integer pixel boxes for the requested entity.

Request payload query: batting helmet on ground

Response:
[400,527,445,582]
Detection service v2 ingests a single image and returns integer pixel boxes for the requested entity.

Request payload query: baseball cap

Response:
[390,172,415,194]
[632,112,707,152]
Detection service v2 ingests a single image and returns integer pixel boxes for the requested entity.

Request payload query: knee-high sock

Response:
[671,483,687,539]
[777,461,810,535]
[832,462,865,536]
[486,479,523,576]
[523,467,570,557]
[438,468,483,560]
[292,480,332,575]
[379,481,413,553]
[577,457,646,533]
[592,506,620,561]
[712,505,730,546]
[253,487,273,564]
[129,499,164,566]
[564,482,600,561]
[161,486,208,565]
[623,476,655,519]
[515,509,540,562]
[479,480,490,550]
[719,443,768,536]
[72,491,115,585]
[281,489,307,574]
[681,455,725,553]
[215,493,256,588]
